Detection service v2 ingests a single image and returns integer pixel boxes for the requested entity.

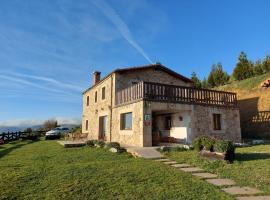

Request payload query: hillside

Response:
[217,73,270,139]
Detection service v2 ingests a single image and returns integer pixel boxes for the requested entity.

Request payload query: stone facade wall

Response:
[82,74,115,140]
[190,105,241,142]
[115,68,193,91]
[111,101,144,146]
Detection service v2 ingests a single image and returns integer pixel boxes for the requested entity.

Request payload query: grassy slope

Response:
[0,140,232,200]
[217,72,270,93]
[166,145,270,194]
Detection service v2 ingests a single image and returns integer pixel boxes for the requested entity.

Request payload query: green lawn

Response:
[0,140,232,200]
[166,145,270,194]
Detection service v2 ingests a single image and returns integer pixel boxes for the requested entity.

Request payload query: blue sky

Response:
[1,0,270,127]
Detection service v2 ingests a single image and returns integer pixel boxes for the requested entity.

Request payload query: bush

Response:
[193,135,215,151]
[160,146,187,152]
[201,136,215,151]
[104,142,120,149]
[95,141,105,148]
[193,137,203,151]
[214,140,235,162]
[86,140,98,147]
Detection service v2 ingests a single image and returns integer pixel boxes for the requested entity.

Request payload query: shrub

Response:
[86,140,98,147]
[201,136,215,151]
[193,135,215,151]
[95,141,105,148]
[193,137,203,151]
[104,142,120,149]
[214,140,235,162]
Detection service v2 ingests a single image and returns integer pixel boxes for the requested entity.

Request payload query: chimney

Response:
[93,71,101,85]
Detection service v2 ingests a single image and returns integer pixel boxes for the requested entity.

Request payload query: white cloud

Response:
[92,0,153,64]
[0,117,81,127]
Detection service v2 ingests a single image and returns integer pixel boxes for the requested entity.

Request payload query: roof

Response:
[83,63,193,94]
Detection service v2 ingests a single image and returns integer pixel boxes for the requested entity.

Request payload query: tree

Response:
[253,60,264,76]
[201,78,209,89]
[207,63,230,88]
[43,120,58,131]
[191,72,202,88]
[262,55,270,73]
[232,52,254,80]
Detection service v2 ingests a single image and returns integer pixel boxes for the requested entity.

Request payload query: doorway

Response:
[99,116,107,141]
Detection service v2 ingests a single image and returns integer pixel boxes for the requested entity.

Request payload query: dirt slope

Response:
[217,73,270,139]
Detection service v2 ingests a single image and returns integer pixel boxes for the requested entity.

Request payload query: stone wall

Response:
[82,74,115,140]
[190,105,241,142]
[111,101,144,146]
[115,68,193,91]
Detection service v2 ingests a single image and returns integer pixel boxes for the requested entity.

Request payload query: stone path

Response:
[152,156,269,200]
[124,146,164,159]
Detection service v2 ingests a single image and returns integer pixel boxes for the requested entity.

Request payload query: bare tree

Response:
[43,120,58,131]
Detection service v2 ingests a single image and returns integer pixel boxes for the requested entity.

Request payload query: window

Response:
[120,112,132,130]
[213,114,221,130]
[95,91,97,103]
[86,120,89,131]
[165,116,172,130]
[86,96,89,106]
[102,87,106,100]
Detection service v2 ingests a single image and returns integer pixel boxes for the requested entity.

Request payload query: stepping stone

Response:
[163,161,178,165]
[222,186,262,195]
[206,178,235,186]
[237,196,270,200]
[171,163,191,168]
[179,167,204,172]
[192,172,218,179]
[155,158,170,162]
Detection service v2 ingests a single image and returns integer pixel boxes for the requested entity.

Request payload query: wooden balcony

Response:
[115,81,237,108]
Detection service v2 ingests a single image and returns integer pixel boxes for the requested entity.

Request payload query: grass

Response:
[165,145,270,194]
[0,139,233,200]
[217,72,270,92]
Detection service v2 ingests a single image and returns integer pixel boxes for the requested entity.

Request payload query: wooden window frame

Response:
[102,87,106,100]
[165,116,172,130]
[86,120,89,131]
[95,91,97,103]
[86,96,89,106]
[120,112,133,130]
[213,113,221,130]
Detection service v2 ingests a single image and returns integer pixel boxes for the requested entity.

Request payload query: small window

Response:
[165,116,172,130]
[95,91,97,103]
[86,96,89,106]
[86,120,88,131]
[102,87,106,100]
[213,114,221,130]
[120,112,132,130]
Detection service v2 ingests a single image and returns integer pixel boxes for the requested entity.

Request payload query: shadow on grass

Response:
[235,152,270,161]
[0,140,37,159]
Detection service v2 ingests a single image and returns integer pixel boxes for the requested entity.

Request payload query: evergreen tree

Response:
[262,55,270,73]
[232,52,254,80]
[191,72,202,88]
[201,78,208,89]
[253,60,264,75]
[207,63,230,88]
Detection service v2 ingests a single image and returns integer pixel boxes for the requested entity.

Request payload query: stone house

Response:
[82,64,241,147]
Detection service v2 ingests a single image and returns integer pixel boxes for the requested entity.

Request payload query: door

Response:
[99,116,107,141]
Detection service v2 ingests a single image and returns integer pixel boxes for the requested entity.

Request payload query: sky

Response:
[1,0,270,127]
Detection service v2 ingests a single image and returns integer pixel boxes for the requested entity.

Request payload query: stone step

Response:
[155,158,171,162]
[163,161,178,165]
[222,186,262,195]
[171,163,191,168]
[206,178,235,186]
[192,172,218,179]
[237,196,270,200]
[178,167,204,172]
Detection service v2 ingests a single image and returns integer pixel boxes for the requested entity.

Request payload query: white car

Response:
[45,127,70,139]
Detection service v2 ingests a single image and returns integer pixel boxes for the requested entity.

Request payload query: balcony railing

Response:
[115,81,237,108]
